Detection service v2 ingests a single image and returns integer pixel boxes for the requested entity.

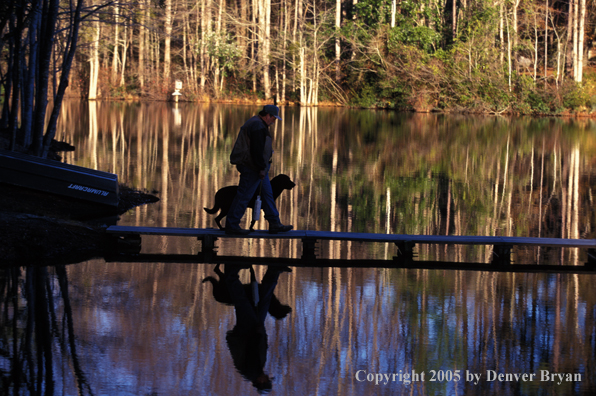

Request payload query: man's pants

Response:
[226,163,279,229]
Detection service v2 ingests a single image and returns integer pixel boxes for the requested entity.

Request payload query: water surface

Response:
[2,102,595,395]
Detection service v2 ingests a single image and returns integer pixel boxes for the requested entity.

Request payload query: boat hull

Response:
[0,149,119,207]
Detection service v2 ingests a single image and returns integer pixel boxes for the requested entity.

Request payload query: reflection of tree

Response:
[0,266,92,395]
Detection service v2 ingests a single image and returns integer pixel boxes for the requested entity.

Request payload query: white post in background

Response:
[172,80,183,103]
[172,80,183,126]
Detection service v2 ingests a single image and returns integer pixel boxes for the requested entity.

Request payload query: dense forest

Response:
[1,0,596,156]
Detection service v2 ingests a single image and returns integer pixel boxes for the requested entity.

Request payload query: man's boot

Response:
[268,220,293,234]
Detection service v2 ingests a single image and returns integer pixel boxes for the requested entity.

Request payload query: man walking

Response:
[226,105,293,235]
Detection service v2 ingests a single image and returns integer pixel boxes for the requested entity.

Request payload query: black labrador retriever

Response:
[204,174,296,230]
[202,264,292,320]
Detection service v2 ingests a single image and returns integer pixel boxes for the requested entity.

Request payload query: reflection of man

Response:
[226,105,293,235]
[225,264,291,392]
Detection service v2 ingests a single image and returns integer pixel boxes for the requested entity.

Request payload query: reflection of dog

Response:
[202,264,292,320]
[204,174,296,230]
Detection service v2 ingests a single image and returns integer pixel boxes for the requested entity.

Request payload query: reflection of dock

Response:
[105,226,596,273]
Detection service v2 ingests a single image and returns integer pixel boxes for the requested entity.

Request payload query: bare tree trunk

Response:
[293,0,302,94]
[300,46,306,104]
[499,0,504,65]
[32,0,60,154]
[200,0,211,93]
[21,2,42,148]
[577,0,586,82]
[533,11,538,81]
[40,0,84,157]
[452,0,457,40]
[512,0,520,65]
[238,0,248,71]
[8,10,23,150]
[138,0,146,90]
[88,20,101,100]
[118,23,128,87]
[335,0,341,82]
[213,0,224,97]
[552,16,561,87]
[182,12,189,90]
[252,0,258,92]
[573,0,578,80]
[164,0,173,87]
[351,0,357,61]
[259,0,272,99]
[281,0,288,103]
[111,2,120,85]
[565,0,573,77]
[506,10,512,90]
[310,3,318,105]
[544,0,548,83]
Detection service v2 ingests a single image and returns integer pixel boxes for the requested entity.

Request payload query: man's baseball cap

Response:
[263,105,282,120]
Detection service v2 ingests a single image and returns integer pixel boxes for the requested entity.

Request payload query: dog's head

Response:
[272,174,296,190]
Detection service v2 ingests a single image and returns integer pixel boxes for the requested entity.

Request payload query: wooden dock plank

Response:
[106,226,308,239]
[106,226,596,248]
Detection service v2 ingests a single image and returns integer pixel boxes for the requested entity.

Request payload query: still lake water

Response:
[2,101,596,395]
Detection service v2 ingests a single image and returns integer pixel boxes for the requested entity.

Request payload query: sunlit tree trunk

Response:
[293,0,303,94]
[565,0,573,77]
[572,0,578,80]
[200,0,211,93]
[138,0,146,90]
[552,16,561,87]
[576,0,585,82]
[259,0,272,99]
[252,0,258,92]
[120,23,128,86]
[182,12,189,90]
[111,2,120,85]
[88,20,101,100]
[452,0,457,40]
[213,0,224,97]
[336,0,341,82]
[281,0,288,103]
[512,0,520,64]
[164,0,173,86]
[506,10,512,90]
[300,46,306,104]
[192,7,200,94]
[238,0,248,71]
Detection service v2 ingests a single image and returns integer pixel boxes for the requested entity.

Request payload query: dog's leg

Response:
[213,263,223,278]
[214,214,225,230]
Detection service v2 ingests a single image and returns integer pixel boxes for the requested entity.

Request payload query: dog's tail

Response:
[203,205,219,214]
[202,276,217,285]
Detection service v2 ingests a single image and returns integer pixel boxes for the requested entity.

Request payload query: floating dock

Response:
[105,226,596,273]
